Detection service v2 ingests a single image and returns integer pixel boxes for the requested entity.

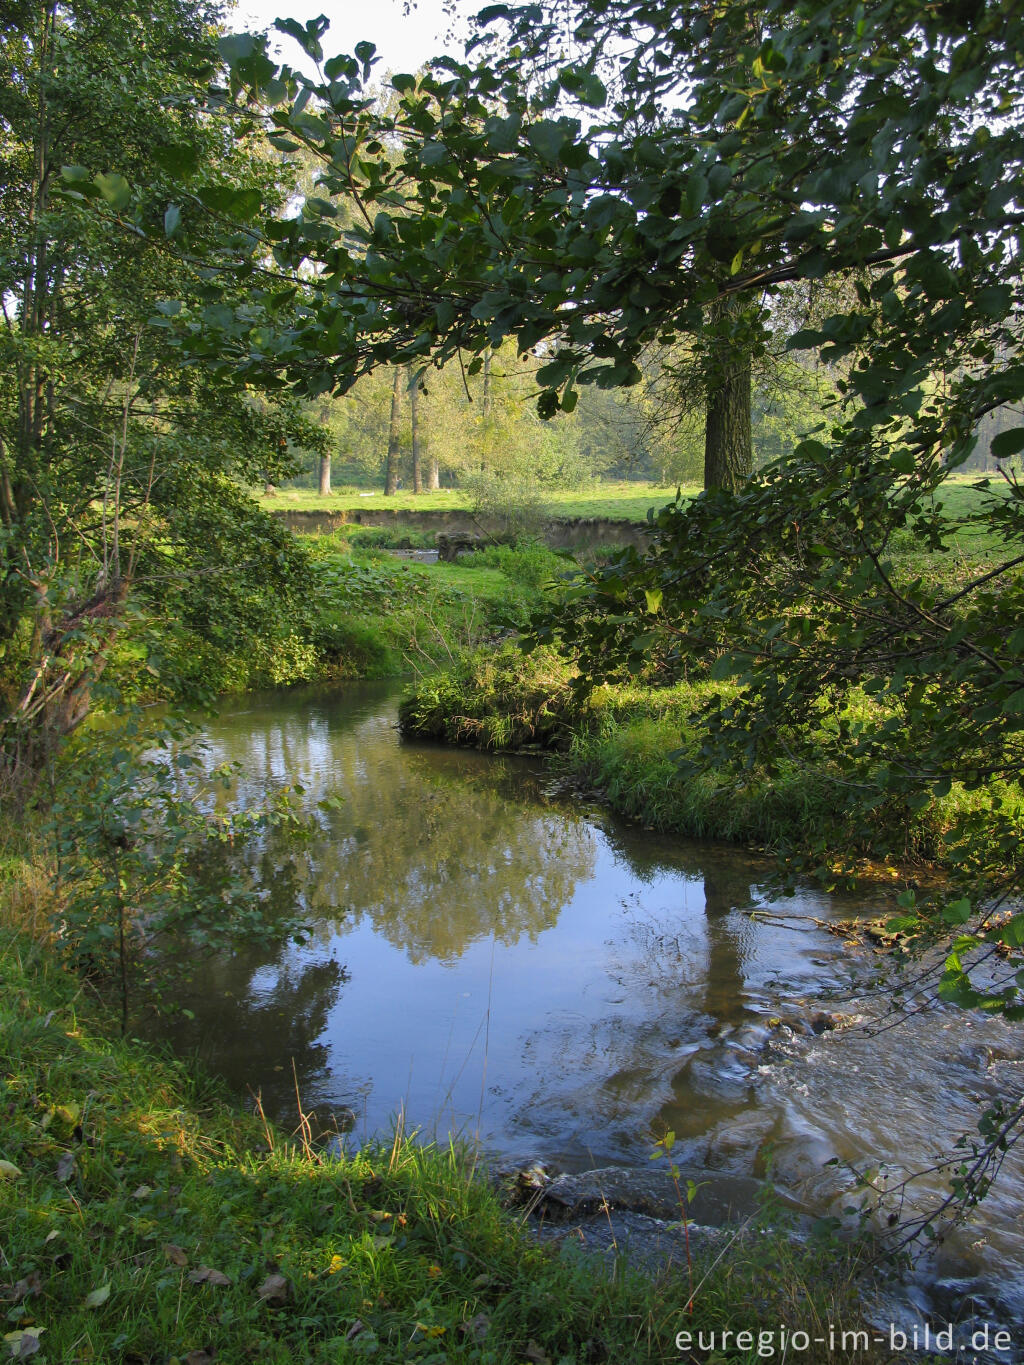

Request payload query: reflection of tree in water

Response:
[313,758,595,962]
[158,946,349,1121]
[162,688,596,1121]
[699,861,757,1024]
[505,845,762,1155]
[199,698,597,964]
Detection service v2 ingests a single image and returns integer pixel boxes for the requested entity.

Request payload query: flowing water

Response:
[154,679,1024,1335]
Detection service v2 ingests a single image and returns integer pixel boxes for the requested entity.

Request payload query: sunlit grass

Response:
[266,481,692,522]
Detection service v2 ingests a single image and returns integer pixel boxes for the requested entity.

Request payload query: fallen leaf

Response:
[188,1266,231,1287]
[132,1184,153,1199]
[459,1312,490,1343]
[345,1320,366,1341]
[43,1230,60,1245]
[184,1351,215,1365]
[9,1274,42,1304]
[367,1209,392,1223]
[163,1243,189,1267]
[55,1152,76,1182]
[256,1273,288,1304]
[4,1327,44,1359]
[0,1162,21,1179]
[82,1283,111,1308]
[524,1343,551,1365]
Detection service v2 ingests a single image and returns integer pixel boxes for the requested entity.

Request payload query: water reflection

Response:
[202,687,595,961]
[165,682,869,1166]
[146,680,1024,1325]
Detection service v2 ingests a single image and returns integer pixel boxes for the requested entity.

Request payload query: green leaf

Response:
[710,653,743,680]
[793,439,828,460]
[707,161,732,197]
[83,1284,111,1309]
[94,172,132,211]
[163,204,181,238]
[991,428,1024,460]
[218,32,258,65]
[526,120,566,162]
[578,73,607,107]
[644,588,662,614]
[975,285,1012,319]
[997,915,1024,948]
[786,328,823,350]
[153,142,201,177]
[941,898,972,925]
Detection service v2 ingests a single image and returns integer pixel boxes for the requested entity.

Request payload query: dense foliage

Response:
[0,0,327,779]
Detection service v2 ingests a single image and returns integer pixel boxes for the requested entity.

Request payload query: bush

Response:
[459,539,572,588]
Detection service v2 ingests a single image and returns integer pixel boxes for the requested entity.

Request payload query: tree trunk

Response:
[482,349,493,418]
[384,368,402,495]
[317,399,332,495]
[427,454,440,491]
[409,367,423,494]
[703,296,753,493]
[480,349,493,472]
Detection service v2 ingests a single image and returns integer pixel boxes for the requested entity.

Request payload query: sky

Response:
[227,0,473,78]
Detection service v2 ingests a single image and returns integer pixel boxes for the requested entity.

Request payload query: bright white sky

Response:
[228,0,473,78]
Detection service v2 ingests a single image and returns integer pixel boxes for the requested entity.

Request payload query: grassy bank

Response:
[150,474,1005,702]
[117,540,572,702]
[399,644,1000,868]
[0,922,887,1365]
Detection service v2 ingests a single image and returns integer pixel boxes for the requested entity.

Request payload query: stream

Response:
[154,678,1024,1344]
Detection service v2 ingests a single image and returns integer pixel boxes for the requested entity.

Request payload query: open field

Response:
[266,473,1013,545]
[265,481,695,522]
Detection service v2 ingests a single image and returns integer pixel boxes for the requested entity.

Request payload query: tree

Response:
[173,0,1012,511]
[0,0,323,781]
[384,367,402,494]
[179,0,1024,1002]
[409,365,423,493]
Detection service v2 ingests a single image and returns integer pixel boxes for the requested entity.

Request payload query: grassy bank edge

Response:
[398,643,993,875]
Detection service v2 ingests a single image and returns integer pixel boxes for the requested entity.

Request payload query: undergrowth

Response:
[400,644,1009,868]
